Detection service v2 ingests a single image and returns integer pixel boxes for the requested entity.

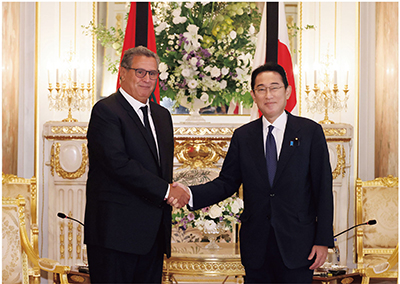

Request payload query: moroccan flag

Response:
[250,2,297,119]
[116,2,160,104]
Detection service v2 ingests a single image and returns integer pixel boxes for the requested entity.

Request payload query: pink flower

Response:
[187,212,195,221]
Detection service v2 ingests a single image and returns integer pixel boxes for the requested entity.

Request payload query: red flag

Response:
[117,2,160,103]
[250,2,297,119]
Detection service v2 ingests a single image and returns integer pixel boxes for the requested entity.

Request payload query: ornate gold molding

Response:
[332,144,346,180]
[51,126,88,135]
[68,216,73,259]
[174,127,235,136]
[164,258,244,275]
[373,175,398,187]
[60,223,65,259]
[360,175,398,187]
[323,128,347,136]
[2,173,30,184]
[51,143,88,179]
[174,139,227,169]
[76,226,82,260]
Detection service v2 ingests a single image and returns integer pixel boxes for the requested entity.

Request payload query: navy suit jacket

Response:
[84,91,174,257]
[190,111,334,269]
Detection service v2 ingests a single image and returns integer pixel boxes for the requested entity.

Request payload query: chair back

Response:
[2,174,38,249]
[355,175,398,280]
[2,196,29,284]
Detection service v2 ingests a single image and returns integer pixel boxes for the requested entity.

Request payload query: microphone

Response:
[334,219,376,238]
[57,212,85,226]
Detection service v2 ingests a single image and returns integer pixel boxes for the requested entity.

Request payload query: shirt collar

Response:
[119,87,149,112]
[262,111,287,131]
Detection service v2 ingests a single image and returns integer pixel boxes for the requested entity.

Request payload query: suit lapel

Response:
[115,92,160,165]
[274,112,301,184]
[247,118,270,186]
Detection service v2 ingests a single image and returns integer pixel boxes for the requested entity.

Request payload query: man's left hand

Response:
[308,245,328,270]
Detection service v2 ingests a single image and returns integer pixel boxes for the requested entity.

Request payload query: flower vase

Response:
[202,223,225,249]
[179,97,212,123]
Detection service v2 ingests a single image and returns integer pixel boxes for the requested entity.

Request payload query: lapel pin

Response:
[295,137,300,146]
[290,141,294,147]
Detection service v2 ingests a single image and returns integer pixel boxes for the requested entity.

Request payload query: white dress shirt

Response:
[262,111,288,160]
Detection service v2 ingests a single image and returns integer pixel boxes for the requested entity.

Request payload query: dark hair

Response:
[251,62,289,90]
[120,46,160,70]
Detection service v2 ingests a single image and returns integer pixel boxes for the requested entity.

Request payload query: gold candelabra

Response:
[48,50,92,122]
[48,80,92,122]
[304,54,349,124]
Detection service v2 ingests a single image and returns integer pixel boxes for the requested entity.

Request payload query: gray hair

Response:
[120,46,160,69]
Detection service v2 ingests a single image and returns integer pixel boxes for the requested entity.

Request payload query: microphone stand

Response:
[57,212,89,273]
[334,220,377,238]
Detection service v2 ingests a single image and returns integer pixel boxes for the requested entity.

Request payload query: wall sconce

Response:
[304,53,349,124]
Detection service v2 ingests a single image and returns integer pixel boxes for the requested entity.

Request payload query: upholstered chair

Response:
[355,175,398,283]
[3,196,71,284]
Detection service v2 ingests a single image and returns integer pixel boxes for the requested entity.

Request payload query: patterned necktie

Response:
[140,106,158,161]
[266,125,277,186]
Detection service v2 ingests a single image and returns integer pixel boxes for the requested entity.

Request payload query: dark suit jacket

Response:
[190,111,334,269]
[84,91,174,257]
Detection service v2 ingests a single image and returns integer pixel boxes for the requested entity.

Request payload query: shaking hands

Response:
[167,182,190,209]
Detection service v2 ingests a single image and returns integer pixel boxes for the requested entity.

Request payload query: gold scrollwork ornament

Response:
[332,144,346,180]
[174,139,227,169]
[51,143,88,179]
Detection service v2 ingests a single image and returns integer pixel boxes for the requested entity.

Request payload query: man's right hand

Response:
[167,182,190,209]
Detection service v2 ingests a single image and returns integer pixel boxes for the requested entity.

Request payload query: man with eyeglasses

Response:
[170,62,334,283]
[84,46,190,283]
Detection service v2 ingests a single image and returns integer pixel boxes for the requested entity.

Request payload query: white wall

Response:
[300,2,359,269]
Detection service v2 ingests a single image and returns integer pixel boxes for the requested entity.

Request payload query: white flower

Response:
[209,204,222,218]
[172,8,182,18]
[188,79,198,89]
[182,68,191,77]
[183,24,203,48]
[172,9,187,25]
[220,80,227,89]
[249,24,255,35]
[185,2,195,9]
[231,200,241,214]
[221,67,230,76]
[210,66,221,78]
[189,57,198,67]
[235,67,248,81]
[168,40,174,45]
[160,72,169,80]
[204,220,217,232]
[229,30,237,40]
[159,62,168,73]
[200,93,209,102]
[155,22,167,34]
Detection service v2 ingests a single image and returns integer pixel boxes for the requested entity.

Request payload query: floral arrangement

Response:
[172,194,244,233]
[152,2,261,108]
[83,3,260,108]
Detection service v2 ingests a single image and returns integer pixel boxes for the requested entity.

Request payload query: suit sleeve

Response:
[310,124,334,247]
[87,100,169,205]
[190,130,243,210]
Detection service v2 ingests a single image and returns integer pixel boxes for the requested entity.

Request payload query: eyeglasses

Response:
[254,85,284,95]
[126,67,159,80]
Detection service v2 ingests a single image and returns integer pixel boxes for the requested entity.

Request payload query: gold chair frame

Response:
[355,175,398,283]
[3,196,71,284]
